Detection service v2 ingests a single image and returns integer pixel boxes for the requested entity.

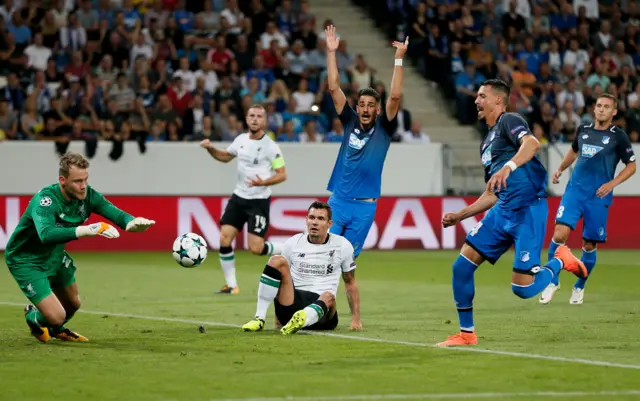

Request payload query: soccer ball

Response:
[172,233,208,267]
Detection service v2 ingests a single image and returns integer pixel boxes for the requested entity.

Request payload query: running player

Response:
[241,201,361,334]
[540,94,636,305]
[200,104,287,295]
[437,79,588,347]
[5,152,155,343]
[324,25,407,258]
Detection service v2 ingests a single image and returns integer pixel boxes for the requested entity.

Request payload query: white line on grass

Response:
[1,301,639,371]
[202,390,640,401]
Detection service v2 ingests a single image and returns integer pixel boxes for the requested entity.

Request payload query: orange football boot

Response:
[554,245,588,279]
[436,331,478,347]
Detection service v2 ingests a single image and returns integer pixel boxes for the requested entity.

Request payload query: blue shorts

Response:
[328,196,377,258]
[465,198,548,273]
[555,191,609,243]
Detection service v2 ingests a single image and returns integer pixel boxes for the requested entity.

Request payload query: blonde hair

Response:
[59,152,90,177]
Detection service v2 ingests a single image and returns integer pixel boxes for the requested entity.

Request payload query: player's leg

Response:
[540,195,582,304]
[47,252,88,341]
[512,199,587,299]
[327,196,348,236]
[281,291,336,335]
[217,195,246,294]
[570,202,608,304]
[242,255,293,331]
[246,198,282,256]
[341,200,376,259]
[437,208,510,347]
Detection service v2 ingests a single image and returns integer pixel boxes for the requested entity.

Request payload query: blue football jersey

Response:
[567,124,636,204]
[326,105,397,199]
[480,112,548,209]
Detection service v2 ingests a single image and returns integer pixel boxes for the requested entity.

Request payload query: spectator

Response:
[402,121,430,143]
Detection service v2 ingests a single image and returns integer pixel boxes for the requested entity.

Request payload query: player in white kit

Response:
[200,104,287,295]
[242,201,362,334]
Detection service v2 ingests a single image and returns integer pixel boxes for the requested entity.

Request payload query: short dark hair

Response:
[59,152,90,177]
[597,93,618,108]
[308,201,332,220]
[481,79,511,105]
[357,88,381,105]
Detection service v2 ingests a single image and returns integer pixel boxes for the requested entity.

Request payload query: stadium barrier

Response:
[1,196,638,251]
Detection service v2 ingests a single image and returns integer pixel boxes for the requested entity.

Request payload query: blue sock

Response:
[548,240,562,286]
[512,259,563,299]
[575,249,597,289]
[452,255,478,333]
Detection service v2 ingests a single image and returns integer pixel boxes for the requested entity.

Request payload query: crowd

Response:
[356,0,640,145]
[0,0,431,157]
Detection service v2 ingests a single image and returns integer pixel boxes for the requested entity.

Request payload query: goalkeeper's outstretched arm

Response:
[90,188,155,233]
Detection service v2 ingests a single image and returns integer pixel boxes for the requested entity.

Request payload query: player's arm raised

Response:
[200,139,235,163]
[442,190,498,228]
[89,187,155,233]
[385,37,409,120]
[596,130,637,198]
[325,25,347,115]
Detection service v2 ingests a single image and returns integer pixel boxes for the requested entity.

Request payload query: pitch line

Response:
[1,301,639,371]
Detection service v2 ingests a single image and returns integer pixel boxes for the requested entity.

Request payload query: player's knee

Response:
[219,230,235,247]
[582,241,597,252]
[268,255,289,271]
[44,309,66,327]
[248,241,264,255]
[319,292,336,308]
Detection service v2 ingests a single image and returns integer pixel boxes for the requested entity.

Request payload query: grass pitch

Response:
[1,250,639,401]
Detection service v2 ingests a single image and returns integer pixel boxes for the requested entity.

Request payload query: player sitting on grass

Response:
[4,152,155,343]
[242,201,362,334]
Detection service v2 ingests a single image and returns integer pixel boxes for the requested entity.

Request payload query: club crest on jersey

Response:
[602,136,610,144]
[582,134,588,139]
[581,144,603,158]
[349,133,370,150]
[481,145,492,166]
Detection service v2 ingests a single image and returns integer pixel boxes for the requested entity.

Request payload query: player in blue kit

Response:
[540,94,636,305]
[438,79,588,347]
[324,24,408,258]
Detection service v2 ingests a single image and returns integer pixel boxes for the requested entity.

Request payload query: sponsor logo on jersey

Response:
[581,144,603,158]
[348,133,370,150]
[481,145,492,166]
[602,136,610,144]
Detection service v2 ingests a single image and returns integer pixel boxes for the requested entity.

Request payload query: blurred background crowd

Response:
[0,0,637,154]
[356,0,640,145]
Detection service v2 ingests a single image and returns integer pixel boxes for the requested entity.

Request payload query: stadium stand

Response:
[354,0,640,144]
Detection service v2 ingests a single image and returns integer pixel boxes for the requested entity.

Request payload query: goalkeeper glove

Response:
[125,217,155,232]
[75,222,120,239]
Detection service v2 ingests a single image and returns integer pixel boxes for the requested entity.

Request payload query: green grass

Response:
[1,250,640,401]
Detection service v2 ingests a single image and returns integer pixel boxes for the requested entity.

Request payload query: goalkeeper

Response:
[4,152,155,343]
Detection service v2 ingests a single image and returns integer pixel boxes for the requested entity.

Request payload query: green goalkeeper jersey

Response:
[4,184,134,267]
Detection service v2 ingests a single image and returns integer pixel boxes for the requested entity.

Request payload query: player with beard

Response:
[241,201,361,334]
[437,79,587,346]
[324,25,407,262]
[200,104,287,295]
[5,152,155,343]
[540,94,636,305]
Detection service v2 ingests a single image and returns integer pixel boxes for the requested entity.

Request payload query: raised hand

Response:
[392,36,409,59]
[325,25,340,52]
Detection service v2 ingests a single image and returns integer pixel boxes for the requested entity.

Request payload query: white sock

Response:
[266,241,282,256]
[302,303,325,328]
[256,273,280,320]
[219,251,237,288]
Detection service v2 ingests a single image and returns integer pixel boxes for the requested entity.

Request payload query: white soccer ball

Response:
[172,233,208,268]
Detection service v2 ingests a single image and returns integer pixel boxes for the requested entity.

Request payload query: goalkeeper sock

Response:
[452,254,478,333]
[548,240,563,286]
[574,248,597,290]
[302,300,328,328]
[255,265,281,320]
[219,246,237,288]
[261,242,282,256]
[512,259,563,299]
[26,308,50,328]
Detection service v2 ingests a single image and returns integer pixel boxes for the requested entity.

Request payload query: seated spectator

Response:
[402,121,430,144]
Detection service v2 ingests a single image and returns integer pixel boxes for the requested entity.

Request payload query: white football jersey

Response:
[282,233,356,296]
[226,133,284,199]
